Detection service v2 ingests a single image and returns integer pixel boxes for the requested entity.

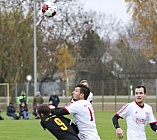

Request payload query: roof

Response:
[123,37,152,50]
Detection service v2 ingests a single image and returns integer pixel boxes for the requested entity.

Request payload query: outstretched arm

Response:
[112,114,124,139]
[50,106,69,116]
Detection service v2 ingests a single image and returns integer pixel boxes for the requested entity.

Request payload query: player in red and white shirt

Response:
[71,80,93,104]
[70,92,93,104]
[50,84,101,140]
[80,80,93,104]
[112,86,157,140]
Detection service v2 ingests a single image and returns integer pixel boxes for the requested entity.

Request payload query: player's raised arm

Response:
[112,114,124,139]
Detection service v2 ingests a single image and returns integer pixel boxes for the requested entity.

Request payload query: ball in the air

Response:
[42,1,57,17]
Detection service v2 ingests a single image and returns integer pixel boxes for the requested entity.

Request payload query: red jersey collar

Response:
[135,100,144,108]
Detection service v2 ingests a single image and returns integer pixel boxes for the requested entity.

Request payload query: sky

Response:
[84,0,132,23]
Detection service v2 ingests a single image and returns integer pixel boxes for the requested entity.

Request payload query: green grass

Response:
[0,111,157,140]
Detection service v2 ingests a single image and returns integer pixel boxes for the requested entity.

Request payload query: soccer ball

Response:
[42,1,57,17]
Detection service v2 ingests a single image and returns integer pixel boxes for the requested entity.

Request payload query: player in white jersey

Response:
[80,80,93,104]
[50,84,101,140]
[71,80,93,104]
[71,91,93,104]
[112,86,157,140]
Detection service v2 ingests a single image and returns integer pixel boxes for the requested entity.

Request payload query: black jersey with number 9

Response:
[41,114,80,140]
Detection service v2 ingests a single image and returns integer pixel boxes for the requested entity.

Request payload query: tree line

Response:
[0,0,156,86]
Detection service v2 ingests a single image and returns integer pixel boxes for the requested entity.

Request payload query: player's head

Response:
[72,84,90,101]
[135,86,146,94]
[37,104,51,118]
[135,86,147,105]
[80,80,89,87]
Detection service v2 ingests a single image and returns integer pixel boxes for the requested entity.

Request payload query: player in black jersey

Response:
[37,104,80,140]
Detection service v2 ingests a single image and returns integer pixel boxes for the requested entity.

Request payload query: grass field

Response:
[0,111,157,140]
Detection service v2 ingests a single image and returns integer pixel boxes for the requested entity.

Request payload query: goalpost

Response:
[0,83,9,105]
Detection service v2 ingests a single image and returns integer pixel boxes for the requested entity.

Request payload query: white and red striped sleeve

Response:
[64,101,80,114]
[116,103,130,119]
[147,106,157,124]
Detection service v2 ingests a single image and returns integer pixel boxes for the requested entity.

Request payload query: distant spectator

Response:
[33,91,44,109]
[17,91,28,107]
[0,111,4,120]
[20,102,30,119]
[7,103,20,120]
[33,102,40,118]
[49,92,60,107]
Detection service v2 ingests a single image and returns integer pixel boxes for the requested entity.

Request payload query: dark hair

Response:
[9,103,13,106]
[135,86,146,93]
[37,104,50,117]
[75,84,90,100]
